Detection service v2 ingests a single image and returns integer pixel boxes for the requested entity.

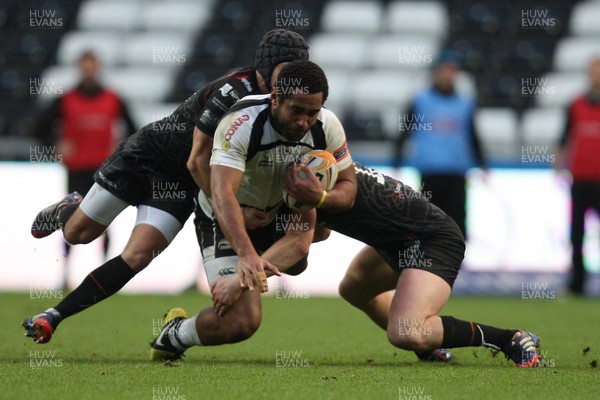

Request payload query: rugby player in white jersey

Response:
[150,60,356,359]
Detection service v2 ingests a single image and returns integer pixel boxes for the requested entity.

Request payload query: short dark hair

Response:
[274,60,328,103]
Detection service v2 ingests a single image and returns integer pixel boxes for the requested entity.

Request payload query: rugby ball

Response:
[283,150,339,212]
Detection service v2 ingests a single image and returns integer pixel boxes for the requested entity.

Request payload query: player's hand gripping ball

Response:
[283,150,338,212]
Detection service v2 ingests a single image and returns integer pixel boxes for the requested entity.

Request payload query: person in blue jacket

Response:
[393,50,486,239]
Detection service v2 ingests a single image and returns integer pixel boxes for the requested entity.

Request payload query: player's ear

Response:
[271,87,279,107]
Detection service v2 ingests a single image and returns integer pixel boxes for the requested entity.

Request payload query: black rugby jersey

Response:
[124,67,261,183]
[317,162,452,247]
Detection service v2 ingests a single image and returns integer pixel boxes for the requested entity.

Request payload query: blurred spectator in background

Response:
[556,57,600,295]
[31,50,137,268]
[393,50,486,239]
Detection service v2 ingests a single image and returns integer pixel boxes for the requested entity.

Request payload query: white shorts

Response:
[80,183,183,243]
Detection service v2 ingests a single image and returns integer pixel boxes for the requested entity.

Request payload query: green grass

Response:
[1,292,599,400]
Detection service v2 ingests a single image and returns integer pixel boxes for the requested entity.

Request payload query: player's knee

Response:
[121,249,154,272]
[63,223,96,245]
[387,325,433,352]
[227,313,261,342]
[338,274,361,304]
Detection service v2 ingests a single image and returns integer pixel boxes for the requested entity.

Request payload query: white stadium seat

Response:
[385,1,448,38]
[454,71,477,98]
[321,1,383,34]
[320,68,352,119]
[367,34,441,69]
[347,70,428,111]
[77,0,140,31]
[103,67,174,103]
[309,33,369,69]
[57,31,122,66]
[119,32,192,67]
[570,1,600,36]
[553,37,600,71]
[521,108,566,147]
[534,72,588,108]
[139,0,214,32]
[475,108,519,159]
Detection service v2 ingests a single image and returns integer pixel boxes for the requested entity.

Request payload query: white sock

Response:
[175,314,202,347]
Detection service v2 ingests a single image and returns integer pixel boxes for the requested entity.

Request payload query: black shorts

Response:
[375,220,465,288]
[93,142,195,225]
[68,169,96,195]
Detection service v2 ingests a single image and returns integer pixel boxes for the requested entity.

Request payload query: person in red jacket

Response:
[32,51,137,266]
[557,57,600,295]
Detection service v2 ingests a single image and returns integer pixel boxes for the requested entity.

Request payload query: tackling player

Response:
[149,60,357,359]
[211,163,542,368]
[320,164,541,367]
[22,29,310,344]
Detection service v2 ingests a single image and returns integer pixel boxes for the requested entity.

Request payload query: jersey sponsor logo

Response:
[236,75,253,92]
[224,114,250,141]
[219,83,234,96]
[219,83,240,101]
[333,141,349,161]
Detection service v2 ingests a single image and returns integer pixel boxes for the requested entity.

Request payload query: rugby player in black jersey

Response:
[211,163,542,367]
[22,29,310,344]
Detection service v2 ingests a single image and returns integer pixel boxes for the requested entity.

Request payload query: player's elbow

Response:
[186,156,201,175]
[312,225,331,243]
[284,256,308,276]
[294,239,310,259]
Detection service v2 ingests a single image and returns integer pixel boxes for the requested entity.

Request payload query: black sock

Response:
[54,256,137,323]
[440,316,516,350]
[57,203,79,228]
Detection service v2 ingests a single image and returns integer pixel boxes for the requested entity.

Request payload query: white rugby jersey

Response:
[199,94,352,222]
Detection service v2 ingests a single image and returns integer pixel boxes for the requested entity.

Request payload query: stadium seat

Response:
[474,108,519,159]
[77,0,140,31]
[309,33,369,69]
[347,70,427,111]
[56,31,122,66]
[521,107,566,147]
[119,32,192,67]
[103,67,174,103]
[570,1,600,36]
[367,35,441,70]
[454,71,478,98]
[534,72,588,108]
[553,37,600,72]
[320,1,383,34]
[139,0,214,32]
[320,68,352,119]
[385,1,449,38]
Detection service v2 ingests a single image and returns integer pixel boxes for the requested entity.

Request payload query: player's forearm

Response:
[262,229,313,272]
[187,128,214,196]
[212,190,257,258]
[318,179,356,212]
[262,237,308,274]
[188,158,212,197]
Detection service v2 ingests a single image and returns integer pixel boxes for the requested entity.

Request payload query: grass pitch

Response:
[1,291,599,400]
